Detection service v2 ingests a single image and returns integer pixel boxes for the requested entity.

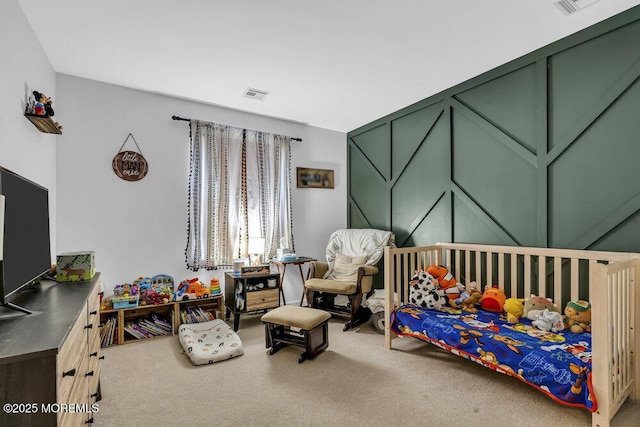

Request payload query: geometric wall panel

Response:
[403,196,449,247]
[548,19,640,150]
[348,144,388,229]
[456,64,537,154]
[548,77,640,248]
[391,114,448,245]
[453,194,512,246]
[348,6,640,268]
[452,110,537,246]
[391,102,443,177]
[351,123,390,181]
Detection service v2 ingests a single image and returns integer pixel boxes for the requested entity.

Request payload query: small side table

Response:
[271,256,317,306]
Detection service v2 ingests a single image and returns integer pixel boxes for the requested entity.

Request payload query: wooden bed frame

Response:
[384,243,640,427]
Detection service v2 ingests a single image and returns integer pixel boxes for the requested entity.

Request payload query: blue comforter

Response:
[391,304,596,411]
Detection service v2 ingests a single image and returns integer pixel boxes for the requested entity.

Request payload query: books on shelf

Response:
[180,305,217,324]
[122,312,173,340]
[100,315,119,347]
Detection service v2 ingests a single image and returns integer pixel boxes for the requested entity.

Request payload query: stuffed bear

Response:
[451,287,483,313]
[524,294,560,321]
[532,308,565,333]
[564,300,591,333]
[503,297,526,323]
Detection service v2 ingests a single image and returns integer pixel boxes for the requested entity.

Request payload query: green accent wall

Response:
[347,6,640,254]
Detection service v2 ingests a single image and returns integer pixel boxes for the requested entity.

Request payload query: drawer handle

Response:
[85,370,94,377]
[99,355,105,360]
[89,310,97,316]
[90,351,98,357]
[63,368,76,377]
[91,392,99,398]
[84,324,93,330]
[86,417,94,424]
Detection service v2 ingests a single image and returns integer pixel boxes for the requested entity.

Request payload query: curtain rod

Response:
[172,115,302,142]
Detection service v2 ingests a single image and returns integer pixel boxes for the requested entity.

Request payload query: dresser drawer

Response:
[57,302,88,400]
[246,289,279,311]
[59,353,90,427]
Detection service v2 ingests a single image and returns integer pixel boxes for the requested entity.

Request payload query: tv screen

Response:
[0,166,51,304]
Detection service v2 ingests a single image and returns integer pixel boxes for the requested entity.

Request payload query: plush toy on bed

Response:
[503,297,526,323]
[523,294,560,321]
[563,300,591,333]
[532,308,565,332]
[480,286,506,313]
[451,283,483,313]
[426,265,466,302]
[409,270,446,309]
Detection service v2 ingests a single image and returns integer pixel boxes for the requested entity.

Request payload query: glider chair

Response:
[304,228,395,331]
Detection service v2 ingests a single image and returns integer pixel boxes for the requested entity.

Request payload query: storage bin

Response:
[112,295,139,309]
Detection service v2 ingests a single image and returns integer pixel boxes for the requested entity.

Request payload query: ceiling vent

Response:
[554,0,603,16]
[243,87,269,101]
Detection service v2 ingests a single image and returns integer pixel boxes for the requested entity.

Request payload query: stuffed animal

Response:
[32,90,54,116]
[532,309,565,333]
[451,287,483,313]
[426,265,466,301]
[409,270,438,309]
[503,298,526,323]
[564,300,591,333]
[423,289,448,310]
[481,286,506,313]
[524,294,560,321]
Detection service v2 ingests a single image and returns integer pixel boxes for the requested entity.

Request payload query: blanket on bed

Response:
[391,304,596,411]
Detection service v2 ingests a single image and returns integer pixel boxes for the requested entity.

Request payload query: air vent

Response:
[554,0,603,16]
[243,87,269,101]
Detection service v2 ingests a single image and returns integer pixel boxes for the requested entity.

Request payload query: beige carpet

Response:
[94,313,640,427]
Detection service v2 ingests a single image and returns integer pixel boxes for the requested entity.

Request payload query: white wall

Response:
[56,75,346,303]
[0,0,57,261]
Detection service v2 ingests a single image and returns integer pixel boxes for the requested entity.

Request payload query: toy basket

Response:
[112,295,139,309]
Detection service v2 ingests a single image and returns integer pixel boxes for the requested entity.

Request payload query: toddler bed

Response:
[384,243,640,427]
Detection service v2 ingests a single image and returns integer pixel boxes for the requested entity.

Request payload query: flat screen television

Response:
[0,166,51,314]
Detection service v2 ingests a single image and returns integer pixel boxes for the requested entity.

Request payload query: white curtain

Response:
[186,120,293,270]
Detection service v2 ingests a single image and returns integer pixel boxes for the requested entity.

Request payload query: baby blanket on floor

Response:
[179,319,244,365]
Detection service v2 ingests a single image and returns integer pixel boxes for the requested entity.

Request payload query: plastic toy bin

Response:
[112,295,139,309]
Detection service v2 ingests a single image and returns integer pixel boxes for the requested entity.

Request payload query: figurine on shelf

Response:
[32,91,54,117]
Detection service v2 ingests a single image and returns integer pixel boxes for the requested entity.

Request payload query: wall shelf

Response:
[24,114,62,134]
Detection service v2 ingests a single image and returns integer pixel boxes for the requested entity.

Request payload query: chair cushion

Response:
[305,277,357,294]
[261,305,331,330]
[323,253,368,281]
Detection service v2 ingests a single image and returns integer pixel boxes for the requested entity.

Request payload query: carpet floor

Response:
[93,313,640,427]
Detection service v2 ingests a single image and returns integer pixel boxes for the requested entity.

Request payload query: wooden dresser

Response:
[0,274,102,427]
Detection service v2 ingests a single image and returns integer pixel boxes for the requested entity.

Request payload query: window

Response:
[185,120,293,270]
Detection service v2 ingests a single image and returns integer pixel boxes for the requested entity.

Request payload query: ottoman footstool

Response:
[261,305,331,363]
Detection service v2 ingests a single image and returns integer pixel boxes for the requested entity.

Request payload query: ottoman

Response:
[261,305,331,363]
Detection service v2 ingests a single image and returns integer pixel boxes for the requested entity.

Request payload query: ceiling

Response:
[17,0,640,133]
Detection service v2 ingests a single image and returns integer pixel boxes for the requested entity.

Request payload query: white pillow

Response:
[324,253,368,281]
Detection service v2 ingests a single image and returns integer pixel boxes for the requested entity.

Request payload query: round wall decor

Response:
[112,133,148,181]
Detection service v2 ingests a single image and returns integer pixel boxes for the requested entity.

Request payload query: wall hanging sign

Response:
[112,133,148,181]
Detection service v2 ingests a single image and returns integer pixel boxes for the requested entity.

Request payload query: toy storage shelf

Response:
[24,114,62,134]
[99,294,224,347]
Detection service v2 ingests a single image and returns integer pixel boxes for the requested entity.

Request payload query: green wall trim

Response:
[347,5,640,258]
[451,97,537,167]
[547,57,640,165]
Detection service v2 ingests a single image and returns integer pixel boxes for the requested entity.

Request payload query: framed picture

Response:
[296,167,334,189]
